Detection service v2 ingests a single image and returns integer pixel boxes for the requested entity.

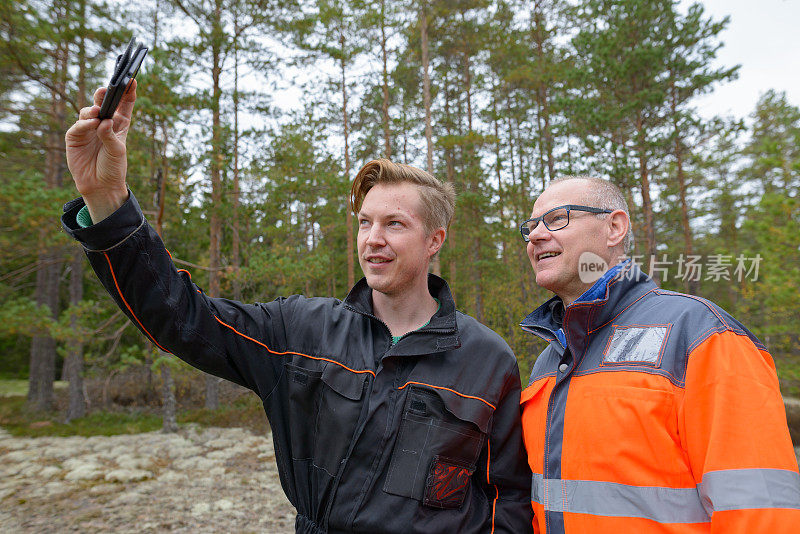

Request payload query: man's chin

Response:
[365,275,391,294]
[534,271,560,294]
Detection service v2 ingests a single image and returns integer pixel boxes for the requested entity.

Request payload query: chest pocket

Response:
[383,386,494,509]
[284,361,368,476]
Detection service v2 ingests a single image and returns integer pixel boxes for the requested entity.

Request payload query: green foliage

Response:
[0,338,30,379]
[738,193,800,343]
[0,380,66,397]
[177,394,268,434]
[0,383,267,437]
[0,394,161,437]
[743,90,800,196]
[0,292,55,338]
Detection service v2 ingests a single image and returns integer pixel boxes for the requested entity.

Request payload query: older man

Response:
[61,82,533,533]
[518,176,800,533]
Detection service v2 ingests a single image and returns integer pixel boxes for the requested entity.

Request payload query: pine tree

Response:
[168,0,280,408]
[1,0,115,411]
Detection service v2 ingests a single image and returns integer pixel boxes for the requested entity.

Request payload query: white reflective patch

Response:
[531,475,711,523]
[603,325,669,365]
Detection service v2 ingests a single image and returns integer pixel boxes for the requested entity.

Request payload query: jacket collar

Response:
[344,274,460,354]
[520,261,656,351]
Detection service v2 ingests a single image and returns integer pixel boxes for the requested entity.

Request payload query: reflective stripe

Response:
[531,469,800,523]
[700,468,800,513]
[531,474,710,524]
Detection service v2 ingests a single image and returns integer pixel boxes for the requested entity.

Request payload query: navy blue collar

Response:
[546,262,623,347]
[574,262,624,304]
[520,260,655,350]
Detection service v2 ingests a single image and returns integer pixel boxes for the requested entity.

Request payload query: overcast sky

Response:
[688,0,800,120]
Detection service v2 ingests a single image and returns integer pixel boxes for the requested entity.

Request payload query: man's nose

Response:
[528,220,551,242]
[365,225,386,246]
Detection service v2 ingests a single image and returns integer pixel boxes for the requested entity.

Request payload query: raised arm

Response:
[63,82,296,398]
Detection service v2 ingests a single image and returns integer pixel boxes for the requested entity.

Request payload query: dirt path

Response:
[0,426,296,533]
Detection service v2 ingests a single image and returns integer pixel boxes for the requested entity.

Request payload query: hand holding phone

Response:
[65,37,146,222]
[98,37,148,120]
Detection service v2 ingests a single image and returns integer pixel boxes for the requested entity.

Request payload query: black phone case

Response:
[98,37,148,120]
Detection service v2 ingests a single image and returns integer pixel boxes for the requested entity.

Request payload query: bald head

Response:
[549,176,634,253]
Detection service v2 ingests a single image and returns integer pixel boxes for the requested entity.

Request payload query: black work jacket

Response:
[62,192,533,534]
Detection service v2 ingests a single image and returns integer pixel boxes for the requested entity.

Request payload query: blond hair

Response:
[350,159,456,235]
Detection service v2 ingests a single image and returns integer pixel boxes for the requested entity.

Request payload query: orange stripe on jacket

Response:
[213,316,376,377]
[487,438,498,533]
[106,253,375,378]
[397,380,496,409]
[104,253,170,353]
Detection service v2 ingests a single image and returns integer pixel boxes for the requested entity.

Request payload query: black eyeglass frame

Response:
[519,204,613,242]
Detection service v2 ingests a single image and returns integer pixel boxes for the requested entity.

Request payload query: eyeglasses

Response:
[519,205,613,242]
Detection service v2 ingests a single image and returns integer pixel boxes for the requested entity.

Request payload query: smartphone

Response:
[97,37,148,120]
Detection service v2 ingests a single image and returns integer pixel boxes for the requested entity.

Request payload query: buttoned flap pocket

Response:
[312,363,368,475]
[383,386,494,506]
[284,361,368,476]
[321,362,368,401]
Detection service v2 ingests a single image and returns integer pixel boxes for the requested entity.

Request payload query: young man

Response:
[62,82,532,533]
[518,176,800,533]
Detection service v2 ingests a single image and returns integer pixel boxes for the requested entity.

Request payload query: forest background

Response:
[1,0,798,430]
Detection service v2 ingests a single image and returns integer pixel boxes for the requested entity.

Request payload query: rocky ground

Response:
[0,426,296,533]
[2,424,799,533]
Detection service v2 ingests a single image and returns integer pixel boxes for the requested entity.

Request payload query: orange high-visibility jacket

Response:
[520,263,800,533]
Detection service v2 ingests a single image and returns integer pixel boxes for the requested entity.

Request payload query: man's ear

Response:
[428,227,446,257]
[606,210,629,249]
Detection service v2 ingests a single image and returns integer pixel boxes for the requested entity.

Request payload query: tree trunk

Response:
[140,5,162,403]
[443,75,456,299]
[148,4,177,427]
[341,32,354,289]
[65,0,88,422]
[232,13,242,302]
[65,250,86,421]
[505,105,517,206]
[419,5,440,277]
[419,10,439,271]
[205,0,224,409]
[155,135,177,431]
[511,109,530,300]
[29,17,69,412]
[492,82,506,262]
[160,359,178,433]
[380,0,391,159]
[670,79,696,294]
[462,49,482,322]
[420,6,433,173]
[532,2,555,184]
[28,254,59,412]
[635,115,656,271]
[155,167,176,429]
[156,178,176,432]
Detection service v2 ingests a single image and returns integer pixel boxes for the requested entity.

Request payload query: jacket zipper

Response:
[328,305,392,529]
